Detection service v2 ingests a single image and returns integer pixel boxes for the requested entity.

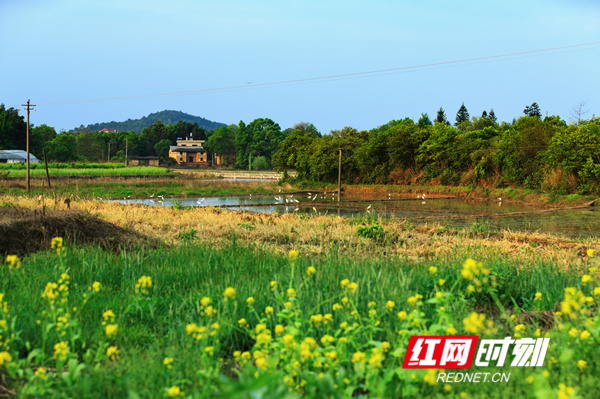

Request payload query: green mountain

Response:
[75,110,226,133]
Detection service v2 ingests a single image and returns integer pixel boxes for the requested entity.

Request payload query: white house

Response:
[0,150,40,163]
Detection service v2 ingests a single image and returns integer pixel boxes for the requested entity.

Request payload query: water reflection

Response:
[111,195,599,238]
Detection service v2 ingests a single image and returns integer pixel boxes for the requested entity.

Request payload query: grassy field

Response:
[1,194,599,397]
[2,166,171,178]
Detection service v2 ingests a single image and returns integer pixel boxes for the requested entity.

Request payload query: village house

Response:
[168,135,208,166]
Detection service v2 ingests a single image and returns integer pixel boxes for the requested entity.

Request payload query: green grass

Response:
[1,240,596,398]
[3,166,170,178]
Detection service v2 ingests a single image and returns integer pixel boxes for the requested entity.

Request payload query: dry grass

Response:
[2,194,597,270]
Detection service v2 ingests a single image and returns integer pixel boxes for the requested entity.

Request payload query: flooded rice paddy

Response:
[113,191,600,238]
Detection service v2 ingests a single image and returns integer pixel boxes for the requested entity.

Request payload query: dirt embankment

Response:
[0,206,155,255]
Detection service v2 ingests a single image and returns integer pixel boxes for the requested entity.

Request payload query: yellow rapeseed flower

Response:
[0,351,12,365]
[270,281,277,290]
[352,351,366,363]
[289,250,298,260]
[135,276,152,295]
[581,330,591,340]
[347,282,358,294]
[306,266,316,276]
[463,312,486,334]
[92,281,102,292]
[164,357,174,368]
[200,297,211,307]
[287,288,296,298]
[397,311,407,320]
[429,266,438,274]
[223,287,236,301]
[340,279,350,288]
[105,324,118,338]
[106,346,119,360]
[385,301,395,311]
[582,275,592,283]
[558,383,574,399]
[5,255,21,270]
[534,292,542,301]
[587,249,595,257]
[438,279,446,286]
[167,386,184,397]
[238,318,247,327]
[275,325,284,335]
[577,360,587,370]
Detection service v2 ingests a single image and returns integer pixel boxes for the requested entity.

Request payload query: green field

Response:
[2,166,170,178]
[1,231,598,397]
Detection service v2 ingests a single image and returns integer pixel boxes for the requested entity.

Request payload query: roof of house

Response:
[0,150,40,162]
[99,128,118,132]
[169,146,207,153]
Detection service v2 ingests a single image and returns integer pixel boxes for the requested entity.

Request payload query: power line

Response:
[35,41,600,107]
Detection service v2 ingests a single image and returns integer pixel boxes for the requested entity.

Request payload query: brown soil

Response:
[0,206,156,255]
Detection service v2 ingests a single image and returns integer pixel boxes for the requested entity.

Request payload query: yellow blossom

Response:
[581,330,591,340]
[577,360,587,370]
[0,351,12,365]
[270,281,277,290]
[238,318,247,327]
[385,301,395,311]
[105,324,118,338]
[447,325,457,335]
[582,275,592,283]
[558,383,574,399]
[352,351,366,363]
[428,266,438,274]
[288,250,298,260]
[164,357,174,368]
[92,281,102,292]
[135,275,152,295]
[463,312,486,334]
[287,288,296,298]
[265,306,274,314]
[534,292,542,301]
[246,297,255,306]
[347,282,358,293]
[5,255,21,270]
[223,287,236,301]
[167,386,184,397]
[587,249,595,257]
[200,297,211,307]
[275,325,284,335]
[438,279,446,286]
[397,311,407,320]
[306,266,316,276]
[340,279,350,288]
[106,346,119,360]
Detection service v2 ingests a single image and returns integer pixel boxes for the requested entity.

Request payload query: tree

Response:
[205,125,237,163]
[481,110,488,119]
[455,103,470,126]
[435,107,449,125]
[523,102,542,119]
[45,133,78,162]
[30,124,57,158]
[570,100,589,126]
[154,139,172,159]
[0,104,27,150]
[489,109,497,123]
[417,113,432,128]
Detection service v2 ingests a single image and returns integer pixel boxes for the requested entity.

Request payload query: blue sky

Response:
[1,0,599,133]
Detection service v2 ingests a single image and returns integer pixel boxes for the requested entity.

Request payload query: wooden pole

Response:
[22,100,36,192]
[337,148,342,202]
[43,148,51,188]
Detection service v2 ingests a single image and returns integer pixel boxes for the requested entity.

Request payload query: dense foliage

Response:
[272,109,600,194]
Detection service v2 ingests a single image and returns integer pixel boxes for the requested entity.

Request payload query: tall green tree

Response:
[435,108,449,125]
[455,103,470,126]
[0,104,27,150]
[417,113,432,128]
[523,102,542,119]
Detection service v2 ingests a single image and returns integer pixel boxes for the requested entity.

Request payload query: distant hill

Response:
[75,110,226,133]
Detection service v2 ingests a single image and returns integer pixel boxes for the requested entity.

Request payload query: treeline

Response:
[272,105,600,194]
[73,110,225,133]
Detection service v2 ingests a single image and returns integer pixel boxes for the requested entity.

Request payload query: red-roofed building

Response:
[99,128,118,133]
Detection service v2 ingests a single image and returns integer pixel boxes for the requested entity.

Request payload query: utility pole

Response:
[22,100,36,192]
[337,148,342,202]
